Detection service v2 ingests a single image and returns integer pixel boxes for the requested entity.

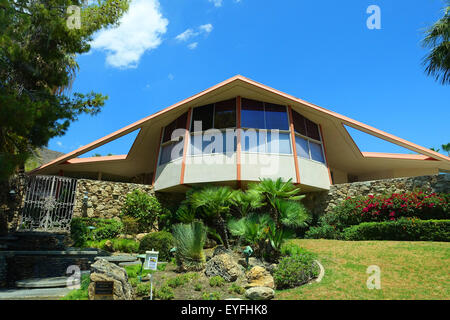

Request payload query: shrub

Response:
[209,276,225,287]
[228,283,245,295]
[305,220,341,240]
[155,285,174,300]
[172,221,206,271]
[136,283,150,297]
[331,191,449,228]
[139,231,174,261]
[70,218,89,247]
[166,273,198,288]
[70,217,123,246]
[194,283,202,291]
[202,292,221,300]
[342,218,450,241]
[121,216,140,235]
[274,251,319,289]
[122,190,162,232]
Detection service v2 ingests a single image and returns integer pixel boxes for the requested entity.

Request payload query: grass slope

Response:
[277,239,450,300]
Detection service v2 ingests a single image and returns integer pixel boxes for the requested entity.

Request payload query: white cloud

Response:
[175,28,197,42]
[188,42,198,50]
[91,0,169,69]
[209,0,223,7]
[56,141,63,147]
[199,23,213,34]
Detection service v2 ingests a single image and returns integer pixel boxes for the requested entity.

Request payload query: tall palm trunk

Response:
[216,215,230,249]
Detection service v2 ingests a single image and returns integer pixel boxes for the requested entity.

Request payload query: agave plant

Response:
[172,221,206,271]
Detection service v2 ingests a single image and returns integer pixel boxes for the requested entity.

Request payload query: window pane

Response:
[191,104,214,132]
[190,134,203,155]
[214,99,236,129]
[223,131,237,154]
[267,132,291,154]
[305,118,321,141]
[241,129,266,152]
[241,98,265,129]
[159,140,184,165]
[310,141,325,163]
[295,136,310,159]
[265,103,289,130]
[162,113,187,143]
[292,111,307,136]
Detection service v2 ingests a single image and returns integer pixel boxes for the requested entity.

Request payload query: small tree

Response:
[121,190,162,233]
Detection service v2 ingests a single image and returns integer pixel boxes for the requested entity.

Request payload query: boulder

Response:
[238,257,265,269]
[88,258,134,300]
[245,286,275,300]
[245,266,274,289]
[205,253,244,282]
[213,245,232,256]
[103,240,113,252]
[135,233,148,242]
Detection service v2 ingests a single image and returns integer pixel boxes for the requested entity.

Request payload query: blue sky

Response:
[49,0,449,157]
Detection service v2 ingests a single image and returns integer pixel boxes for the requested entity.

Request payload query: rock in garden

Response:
[238,257,265,269]
[205,253,244,282]
[245,286,275,300]
[213,245,232,256]
[245,266,274,289]
[135,233,148,242]
[88,258,134,300]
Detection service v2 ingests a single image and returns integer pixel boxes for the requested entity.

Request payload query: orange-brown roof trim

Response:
[31,75,450,174]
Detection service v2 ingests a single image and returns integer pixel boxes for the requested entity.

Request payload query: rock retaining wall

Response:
[73,179,155,219]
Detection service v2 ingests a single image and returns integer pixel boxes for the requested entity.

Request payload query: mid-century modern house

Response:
[31,75,450,193]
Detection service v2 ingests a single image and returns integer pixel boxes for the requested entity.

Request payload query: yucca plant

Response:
[172,221,206,271]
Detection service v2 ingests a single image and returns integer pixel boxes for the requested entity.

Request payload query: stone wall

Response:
[304,174,450,218]
[73,179,155,219]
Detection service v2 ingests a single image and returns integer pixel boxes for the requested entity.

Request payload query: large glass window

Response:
[159,112,188,165]
[291,110,326,164]
[265,103,289,130]
[267,132,291,154]
[189,99,237,156]
[241,99,265,129]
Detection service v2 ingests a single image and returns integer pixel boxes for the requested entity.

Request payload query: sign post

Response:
[143,250,159,300]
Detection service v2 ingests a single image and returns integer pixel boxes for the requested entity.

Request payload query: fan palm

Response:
[442,143,450,156]
[189,186,235,248]
[422,2,450,85]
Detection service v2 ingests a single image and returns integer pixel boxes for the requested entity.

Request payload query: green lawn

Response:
[277,239,450,300]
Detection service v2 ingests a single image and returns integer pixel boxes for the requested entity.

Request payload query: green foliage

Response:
[86,238,140,253]
[0,0,130,180]
[70,217,90,247]
[121,216,140,235]
[342,218,450,241]
[209,276,225,287]
[202,291,221,300]
[155,285,175,300]
[122,190,162,232]
[228,283,245,295]
[139,231,174,261]
[60,273,90,300]
[194,283,203,291]
[70,217,123,247]
[305,216,342,240]
[274,251,319,289]
[422,3,450,85]
[166,273,199,288]
[135,283,151,297]
[172,221,207,271]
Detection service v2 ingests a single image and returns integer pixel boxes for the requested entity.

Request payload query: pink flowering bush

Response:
[306,190,449,239]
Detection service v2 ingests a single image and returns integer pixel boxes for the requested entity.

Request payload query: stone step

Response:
[118,261,141,267]
[16,276,70,289]
[0,287,71,300]
[95,255,137,264]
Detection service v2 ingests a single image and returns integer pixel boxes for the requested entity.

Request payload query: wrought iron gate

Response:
[19,175,78,232]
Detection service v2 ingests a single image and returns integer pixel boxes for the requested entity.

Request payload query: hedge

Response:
[342,219,450,241]
[70,217,123,247]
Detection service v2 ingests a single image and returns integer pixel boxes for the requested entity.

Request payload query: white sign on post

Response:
[144,250,159,271]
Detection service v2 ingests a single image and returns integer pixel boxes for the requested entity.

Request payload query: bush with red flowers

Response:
[305,191,449,240]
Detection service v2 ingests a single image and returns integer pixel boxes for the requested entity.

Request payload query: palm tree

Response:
[248,178,305,229]
[189,186,235,248]
[422,2,450,85]
[442,143,450,156]
[430,147,441,152]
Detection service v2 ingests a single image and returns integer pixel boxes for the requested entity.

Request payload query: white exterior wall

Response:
[240,153,296,182]
[154,159,182,190]
[184,154,237,183]
[298,157,331,190]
